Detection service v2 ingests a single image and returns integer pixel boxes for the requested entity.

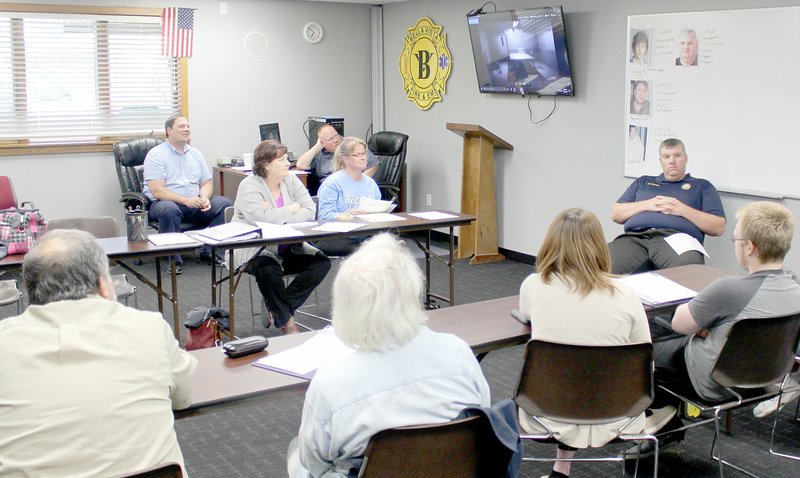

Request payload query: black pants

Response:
[652,334,694,408]
[314,237,364,257]
[246,252,331,328]
[609,229,705,275]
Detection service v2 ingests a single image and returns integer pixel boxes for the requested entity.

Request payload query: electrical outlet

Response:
[219,2,228,15]
[426,194,432,206]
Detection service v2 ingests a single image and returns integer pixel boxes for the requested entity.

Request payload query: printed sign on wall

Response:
[399,18,452,110]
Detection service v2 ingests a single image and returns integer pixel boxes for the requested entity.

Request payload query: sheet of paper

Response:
[289,221,318,229]
[148,233,201,247]
[354,213,407,223]
[665,232,710,258]
[252,328,356,379]
[408,211,459,220]
[194,222,261,241]
[185,231,260,245]
[312,222,367,233]
[255,222,305,239]
[229,166,250,172]
[358,197,396,213]
[616,272,698,307]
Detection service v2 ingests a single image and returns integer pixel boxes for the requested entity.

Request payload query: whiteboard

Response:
[624,7,800,199]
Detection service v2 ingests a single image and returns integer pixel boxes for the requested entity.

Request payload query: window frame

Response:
[0,3,188,156]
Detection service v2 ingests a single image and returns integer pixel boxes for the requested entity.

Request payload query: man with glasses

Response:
[609,137,726,274]
[297,124,379,194]
[630,201,800,455]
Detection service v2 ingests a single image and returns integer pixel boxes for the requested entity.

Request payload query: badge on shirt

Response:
[647,182,660,187]
[682,183,691,190]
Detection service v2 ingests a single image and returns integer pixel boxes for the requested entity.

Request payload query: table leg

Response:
[449,225,455,306]
[155,257,164,313]
[228,252,236,339]
[425,230,432,308]
[169,256,179,339]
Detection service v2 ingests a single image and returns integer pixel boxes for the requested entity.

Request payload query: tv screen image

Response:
[467,6,575,96]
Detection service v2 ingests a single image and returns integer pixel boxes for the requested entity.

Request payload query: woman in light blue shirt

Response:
[315,137,381,256]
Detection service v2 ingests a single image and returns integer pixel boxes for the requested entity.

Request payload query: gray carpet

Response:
[2,243,799,477]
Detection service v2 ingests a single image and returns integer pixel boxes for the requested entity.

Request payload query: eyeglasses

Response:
[349,151,367,158]
[730,237,749,243]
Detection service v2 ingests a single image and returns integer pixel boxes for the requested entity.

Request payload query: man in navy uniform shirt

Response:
[609,138,726,274]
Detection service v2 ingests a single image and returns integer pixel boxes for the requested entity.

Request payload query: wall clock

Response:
[303,22,323,44]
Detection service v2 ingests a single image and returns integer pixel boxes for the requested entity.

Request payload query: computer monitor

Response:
[259,123,281,142]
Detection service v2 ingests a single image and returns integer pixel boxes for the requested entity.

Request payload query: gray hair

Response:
[332,137,368,172]
[332,233,427,352]
[23,229,111,305]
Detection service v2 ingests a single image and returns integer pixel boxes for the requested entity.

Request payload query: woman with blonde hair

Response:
[518,208,650,478]
[315,137,381,256]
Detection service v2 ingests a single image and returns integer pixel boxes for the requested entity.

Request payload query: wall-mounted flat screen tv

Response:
[467,6,575,96]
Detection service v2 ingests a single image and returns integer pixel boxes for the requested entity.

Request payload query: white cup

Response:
[242,152,254,170]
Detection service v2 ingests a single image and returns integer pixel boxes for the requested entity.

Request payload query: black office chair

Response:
[358,414,512,478]
[367,131,408,205]
[514,340,658,478]
[114,137,193,229]
[658,314,800,478]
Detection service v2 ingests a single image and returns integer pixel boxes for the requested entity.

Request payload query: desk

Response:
[214,167,308,204]
[206,211,474,338]
[0,237,199,340]
[178,264,734,417]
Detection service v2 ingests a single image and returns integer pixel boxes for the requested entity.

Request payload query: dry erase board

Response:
[624,7,800,199]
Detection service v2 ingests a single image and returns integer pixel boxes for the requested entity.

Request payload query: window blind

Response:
[0,13,181,146]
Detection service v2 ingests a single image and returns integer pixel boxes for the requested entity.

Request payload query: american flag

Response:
[162,7,194,58]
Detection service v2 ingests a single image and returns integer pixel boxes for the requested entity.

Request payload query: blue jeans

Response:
[149,195,232,263]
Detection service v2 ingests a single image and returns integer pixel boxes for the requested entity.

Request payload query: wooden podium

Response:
[446,123,513,265]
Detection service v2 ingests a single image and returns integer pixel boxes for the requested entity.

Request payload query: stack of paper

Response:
[617,272,697,307]
[193,222,261,242]
[148,233,201,247]
[252,328,355,379]
[358,197,396,214]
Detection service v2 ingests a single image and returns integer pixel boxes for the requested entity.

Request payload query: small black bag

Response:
[223,336,269,358]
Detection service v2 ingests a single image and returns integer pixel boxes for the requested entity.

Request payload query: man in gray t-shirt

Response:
[645,201,800,444]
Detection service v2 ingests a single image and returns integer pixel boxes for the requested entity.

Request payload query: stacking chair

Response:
[0,279,23,315]
[658,314,800,478]
[118,462,182,478]
[358,414,512,478]
[218,207,323,334]
[47,217,137,307]
[367,131,409,205]
[513,340,657,477]
[769,355,800,462]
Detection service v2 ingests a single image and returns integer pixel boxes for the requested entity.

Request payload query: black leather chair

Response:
[114,137,193,234]
[367,131,409,205]
[113,137,164,227]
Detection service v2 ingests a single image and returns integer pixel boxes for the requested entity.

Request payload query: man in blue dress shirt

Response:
[143,115,232,273]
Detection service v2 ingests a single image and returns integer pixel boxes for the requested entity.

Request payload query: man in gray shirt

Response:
[639,201,800,452]
[296,124,379,194]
